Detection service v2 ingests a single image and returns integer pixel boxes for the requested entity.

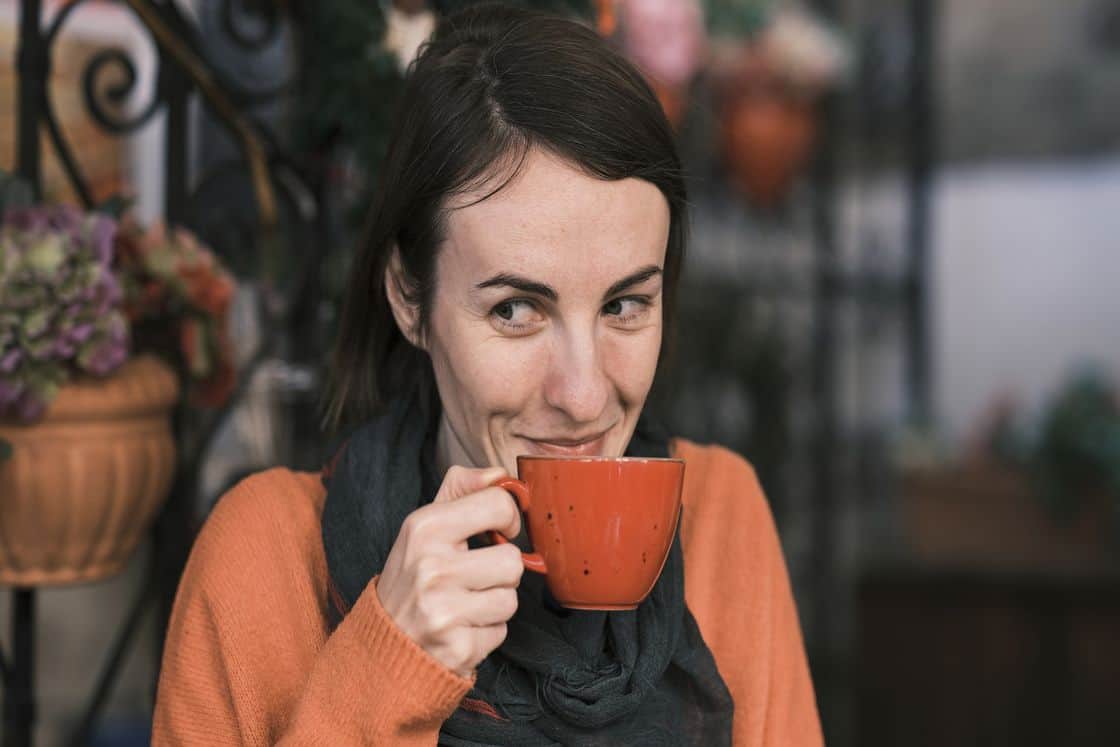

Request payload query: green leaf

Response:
[94,194,135,219]
[20,308,51,341]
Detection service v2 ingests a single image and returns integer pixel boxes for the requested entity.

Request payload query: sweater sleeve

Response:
[674,442,823,747]
[152,469,473,745]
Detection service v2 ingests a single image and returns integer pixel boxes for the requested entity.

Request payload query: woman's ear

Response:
[384,247,425,350]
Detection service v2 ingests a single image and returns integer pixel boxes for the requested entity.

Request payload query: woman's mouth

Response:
[520,430,610,457]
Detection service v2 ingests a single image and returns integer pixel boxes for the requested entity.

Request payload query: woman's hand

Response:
[376,465,525,678]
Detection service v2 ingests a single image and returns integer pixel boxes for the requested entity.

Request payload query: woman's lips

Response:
[520,432,609,457]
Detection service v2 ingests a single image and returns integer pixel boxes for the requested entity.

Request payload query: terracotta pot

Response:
[650,78,689,130]
[721,92,817,207]
[715,46,820,207]
[0,354,179,586]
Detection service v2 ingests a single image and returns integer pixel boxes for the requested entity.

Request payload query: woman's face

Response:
[393,148,671,477]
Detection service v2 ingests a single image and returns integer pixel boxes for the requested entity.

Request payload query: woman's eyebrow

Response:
[475,273,558,301]
[473,265,662,302]
[603,265,662,299]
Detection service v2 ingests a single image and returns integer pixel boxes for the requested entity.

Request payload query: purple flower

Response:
[0,378,23,408]
[99,273,123,309]
[80,313,129,376]
[51,337,77,358]
[0,203,129,416]
[83,340,127,376]
[2,206,49,233]
[0,348,22,374]
[67,322,94,344]
[87,213,117,266]
[47,204,84,237]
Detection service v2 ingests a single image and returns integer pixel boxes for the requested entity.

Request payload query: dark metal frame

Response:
[804,0,935,740]
[2,1,321,744]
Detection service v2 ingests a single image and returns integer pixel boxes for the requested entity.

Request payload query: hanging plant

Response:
[0,204,129,422]
[114,216,238,409]
[709,5,850,206]
[0,172,240,424]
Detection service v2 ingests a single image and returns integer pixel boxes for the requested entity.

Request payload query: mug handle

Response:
[488,477,548,574]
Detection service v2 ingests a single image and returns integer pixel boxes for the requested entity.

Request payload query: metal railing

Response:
[3,1,323,743]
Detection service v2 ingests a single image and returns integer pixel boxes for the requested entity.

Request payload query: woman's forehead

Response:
[442,149,670,284]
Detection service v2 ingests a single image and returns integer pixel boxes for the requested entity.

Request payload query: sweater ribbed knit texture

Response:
[152,440,822,745]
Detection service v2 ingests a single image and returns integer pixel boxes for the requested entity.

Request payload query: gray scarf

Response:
[321,382,734,745]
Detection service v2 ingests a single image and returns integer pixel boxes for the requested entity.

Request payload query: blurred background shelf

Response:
[857,563,1120,747]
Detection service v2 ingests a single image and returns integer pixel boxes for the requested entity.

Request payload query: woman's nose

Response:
[542,331,610,425]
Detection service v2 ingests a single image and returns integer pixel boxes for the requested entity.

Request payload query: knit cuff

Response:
[343,574,475,714]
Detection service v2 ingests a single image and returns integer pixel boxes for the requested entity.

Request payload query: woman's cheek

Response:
[465,335,546,412]
[603,327,661,402]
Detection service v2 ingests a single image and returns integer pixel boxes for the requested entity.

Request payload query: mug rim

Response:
[515,455,685,464]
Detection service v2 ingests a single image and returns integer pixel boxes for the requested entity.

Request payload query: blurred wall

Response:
[934,0,1120,438]
[848,0,1120,441]
[851,156,1120,441]
[934,157,1120,438]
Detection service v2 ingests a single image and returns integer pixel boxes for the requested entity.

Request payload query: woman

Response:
[153,4,821,745]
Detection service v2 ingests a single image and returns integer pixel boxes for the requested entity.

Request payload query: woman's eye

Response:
[603,296,651,322]
[490,299,543,331]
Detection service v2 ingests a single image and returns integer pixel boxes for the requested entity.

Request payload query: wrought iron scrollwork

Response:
[221,0,284,51]
[46,0,163,137]
[208,0,299,107]
[81,47,163,134]
[40,91,94,208]
[6,1,327,744]
[43,0,91,46]
[37,0,165,209]
[185,155,318,307]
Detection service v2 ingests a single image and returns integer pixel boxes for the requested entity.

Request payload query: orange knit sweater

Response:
[152,440,822,745]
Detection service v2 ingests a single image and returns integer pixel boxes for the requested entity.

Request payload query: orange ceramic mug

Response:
[489,455,685,610]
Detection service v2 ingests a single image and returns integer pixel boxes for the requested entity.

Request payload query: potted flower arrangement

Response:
[0,180,237,586]
[708,4,849,207]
